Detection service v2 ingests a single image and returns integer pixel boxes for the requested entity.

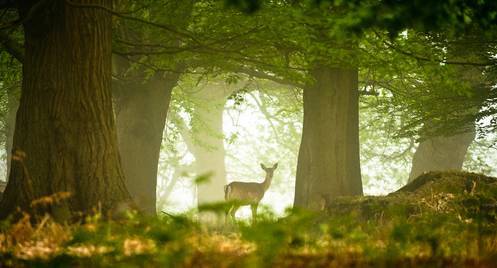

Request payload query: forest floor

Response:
[0,171,497,267]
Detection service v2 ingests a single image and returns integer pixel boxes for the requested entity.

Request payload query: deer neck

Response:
[262,173,273,191]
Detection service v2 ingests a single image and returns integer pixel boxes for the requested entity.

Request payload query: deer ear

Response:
[273,163,278,169]
[260,163,267,170]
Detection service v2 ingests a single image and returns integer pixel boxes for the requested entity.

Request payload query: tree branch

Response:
[380,37,494,67]
[248,91,282,141]
[0,0,51,30]
[65,0,202,45]
[236,66,304,88]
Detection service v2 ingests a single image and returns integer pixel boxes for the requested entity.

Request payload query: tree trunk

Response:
[179,84,233,206]
[408,40,485,183]
[114,71,179,215]
[408,129,475,182]
[110,0,192,214]
[0,0,130,219]
[294,66,363,210]
[192,104,227,205]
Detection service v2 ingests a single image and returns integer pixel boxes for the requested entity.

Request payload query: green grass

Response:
[0,171,496,267]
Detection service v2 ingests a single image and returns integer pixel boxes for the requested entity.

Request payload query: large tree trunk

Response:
[408,131,475,182]
[294,66,363,210]
[183,86,229,205]
[408,39,486,183]
[114,71,179,215]
[110,1,192,215]
[0,0,130,219]
[179,84,234,206]
[192,103,227,205]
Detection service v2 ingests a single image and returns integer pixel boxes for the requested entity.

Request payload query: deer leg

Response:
[229,205,239,223]
[250,203,258,224]
[225,205,231,225]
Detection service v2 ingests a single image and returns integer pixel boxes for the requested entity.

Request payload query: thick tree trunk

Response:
[0,1,131,219]
[294,66,363,210]
[408,40,485,183]
[114,72,179,215]
[192,104,227,205]
[110,0,192,215]
[408,129,475,183]
[179,84,232,206]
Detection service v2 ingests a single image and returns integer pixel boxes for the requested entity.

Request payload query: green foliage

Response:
[224,0,261,14]
[229,0,497,37]
[1,172,496,266]
[322,0,497,37]
[194,172,212,185]
[2,1,497,264]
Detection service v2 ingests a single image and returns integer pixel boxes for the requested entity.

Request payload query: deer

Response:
[224,163,278,223]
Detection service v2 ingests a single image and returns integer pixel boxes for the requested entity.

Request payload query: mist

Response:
[1,0,497,266]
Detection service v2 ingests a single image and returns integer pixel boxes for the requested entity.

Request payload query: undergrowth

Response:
[0,171,496,267]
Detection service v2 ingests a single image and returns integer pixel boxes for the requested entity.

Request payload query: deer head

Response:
[260,162,278,174]
[260,163,278,191]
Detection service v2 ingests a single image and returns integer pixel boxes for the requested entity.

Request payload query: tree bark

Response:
[294,65,363,210]
[186,88,228,206]
[192,103,227,205]
[114,71,179,215]
[110,1,192,215]
[408,39,486,183]
[0,0,131,219]
[408,131,475,182]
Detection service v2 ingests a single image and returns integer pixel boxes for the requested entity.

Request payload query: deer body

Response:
[224,163,278,223]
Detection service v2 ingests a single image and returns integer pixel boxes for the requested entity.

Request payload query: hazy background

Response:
[152,78,497,217]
